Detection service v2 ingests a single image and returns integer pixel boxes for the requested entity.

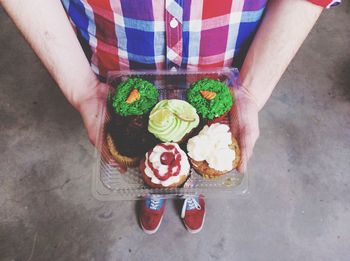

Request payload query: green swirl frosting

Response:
[187,78,234,120]
[148,99,199,142]
[111,77,159,116]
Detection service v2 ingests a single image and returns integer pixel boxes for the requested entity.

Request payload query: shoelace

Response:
[149,198,161,210]
[181,197,201,218]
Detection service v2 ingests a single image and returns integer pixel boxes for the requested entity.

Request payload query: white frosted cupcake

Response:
[187,123,240,179]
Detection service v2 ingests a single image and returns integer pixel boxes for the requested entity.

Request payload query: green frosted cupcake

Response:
[148,99,199,143]
[187,78,234,120]
[107,77,159,161]
[111,77,159,116]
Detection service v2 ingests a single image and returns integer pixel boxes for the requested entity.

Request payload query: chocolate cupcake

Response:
[107,77,159,166]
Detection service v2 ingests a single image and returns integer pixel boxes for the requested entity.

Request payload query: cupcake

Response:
[148,99,200,143]
[187,78,234,122]
[107,77,159,167]
[187,123,240,179]
[139,143,190,188]
[111,77,159,116]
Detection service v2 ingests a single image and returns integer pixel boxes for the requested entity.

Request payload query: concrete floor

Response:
[1,3,350,261]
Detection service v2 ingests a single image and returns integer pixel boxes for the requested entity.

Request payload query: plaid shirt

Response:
[61,0,341,77]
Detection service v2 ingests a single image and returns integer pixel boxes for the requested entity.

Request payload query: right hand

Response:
[76,81,110,146]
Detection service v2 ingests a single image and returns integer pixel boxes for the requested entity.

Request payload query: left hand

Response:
[230,87,260,173]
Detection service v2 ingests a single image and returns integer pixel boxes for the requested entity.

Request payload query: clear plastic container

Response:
[92,68,248,200]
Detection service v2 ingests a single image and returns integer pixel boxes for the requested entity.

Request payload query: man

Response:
[1,0,340,234]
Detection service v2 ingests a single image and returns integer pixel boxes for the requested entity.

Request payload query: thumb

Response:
[237,121,259,173]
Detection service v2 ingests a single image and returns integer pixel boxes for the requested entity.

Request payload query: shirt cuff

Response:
[307,0,341,8]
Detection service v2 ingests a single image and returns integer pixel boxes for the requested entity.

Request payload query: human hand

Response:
[76,81,110,146]
[230,87,260,173]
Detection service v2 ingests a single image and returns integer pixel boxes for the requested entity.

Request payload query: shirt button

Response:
[170,18,178,29]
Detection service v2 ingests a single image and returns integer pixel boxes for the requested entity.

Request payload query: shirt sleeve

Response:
[307,0,341,8]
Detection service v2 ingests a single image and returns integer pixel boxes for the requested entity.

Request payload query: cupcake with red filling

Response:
[187,123,240,179]
[140,143,190,188]
[107,77,159,167]
[187,78,234,123]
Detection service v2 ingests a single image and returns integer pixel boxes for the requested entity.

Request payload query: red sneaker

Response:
[139,197,166,234]
[181,196,206,233]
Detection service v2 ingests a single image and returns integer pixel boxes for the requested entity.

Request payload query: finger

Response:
[84,108,105,147]
[229,101,241,139]
[237,125,259,173]
[81,98,108,146]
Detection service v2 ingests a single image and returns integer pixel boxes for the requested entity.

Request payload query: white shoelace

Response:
[181,197,201,218]
[149,198,161,210]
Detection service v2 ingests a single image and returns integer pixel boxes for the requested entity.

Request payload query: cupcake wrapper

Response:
[206,109,230,126]
[106,134,141,167]
[190,136,241,179]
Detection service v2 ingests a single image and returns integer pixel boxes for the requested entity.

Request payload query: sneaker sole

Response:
[183,212,206,234]
[140,215,164,235]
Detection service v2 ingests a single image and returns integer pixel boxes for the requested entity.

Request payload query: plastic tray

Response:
[92,68,248,200]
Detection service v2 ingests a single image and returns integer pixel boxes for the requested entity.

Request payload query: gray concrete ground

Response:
[1,3,350,261]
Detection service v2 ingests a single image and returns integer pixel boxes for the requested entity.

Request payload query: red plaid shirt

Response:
[61,0,341,77]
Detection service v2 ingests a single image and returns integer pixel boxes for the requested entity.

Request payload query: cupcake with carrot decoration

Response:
[187,78,234,123]
[107,77,159,167]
